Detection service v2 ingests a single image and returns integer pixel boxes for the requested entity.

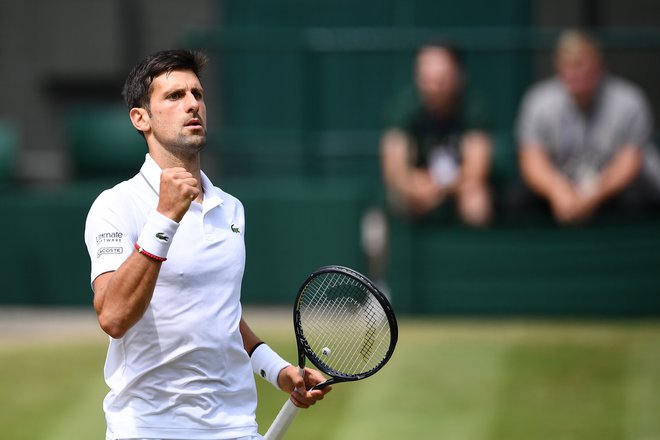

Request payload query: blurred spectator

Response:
[366,42,493,293]
[380,43,493,226]
[516,29,660,225]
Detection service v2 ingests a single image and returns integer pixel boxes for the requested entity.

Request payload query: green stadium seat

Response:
[67,105,146,180]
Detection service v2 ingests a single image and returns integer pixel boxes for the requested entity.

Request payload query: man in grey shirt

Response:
[516,29,660,224]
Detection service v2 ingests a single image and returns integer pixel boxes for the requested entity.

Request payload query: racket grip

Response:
[263,398,300,440]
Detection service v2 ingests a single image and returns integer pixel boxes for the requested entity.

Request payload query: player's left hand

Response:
[277,365,332,408]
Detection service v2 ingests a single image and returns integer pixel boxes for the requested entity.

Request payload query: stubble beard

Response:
[164,132,207,160]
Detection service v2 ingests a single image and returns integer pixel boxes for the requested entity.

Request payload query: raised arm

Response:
[93,253,162,338]
[93,167,199,338]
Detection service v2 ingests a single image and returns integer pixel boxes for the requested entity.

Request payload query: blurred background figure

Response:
[380,43,493,226]
[516,29,660,225]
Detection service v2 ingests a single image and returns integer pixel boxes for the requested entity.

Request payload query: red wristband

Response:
[135,243,167,262]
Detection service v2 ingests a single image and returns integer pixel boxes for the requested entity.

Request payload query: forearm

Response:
[91,168,194,338]
[243,324,329,404]
[241,317,295,391]
[592,146,643,203]
[93,251,162,338]
[519,146,574,198]
[239,318,263,354]
[460,131,492,186]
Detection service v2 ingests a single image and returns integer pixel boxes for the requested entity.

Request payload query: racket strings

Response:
[309,294,383,370]
[298,272,392,376]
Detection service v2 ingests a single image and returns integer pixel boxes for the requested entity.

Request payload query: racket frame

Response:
[293,265,398,389]
[264,265,398,440]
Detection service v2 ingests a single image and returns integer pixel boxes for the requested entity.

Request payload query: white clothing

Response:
[85,154,258,439]
[112,436,264,440]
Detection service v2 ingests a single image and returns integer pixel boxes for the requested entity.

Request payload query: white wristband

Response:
[136,210,180,261]
[250,343,291,390]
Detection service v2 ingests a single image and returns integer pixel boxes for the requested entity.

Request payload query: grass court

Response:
[2,310,660,440]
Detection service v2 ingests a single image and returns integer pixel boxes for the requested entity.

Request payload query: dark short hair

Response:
[122,49,209,110]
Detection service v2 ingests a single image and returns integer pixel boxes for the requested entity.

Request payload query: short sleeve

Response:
[515,86,548,149]
[623,89,653,148]
[84,190,137,285]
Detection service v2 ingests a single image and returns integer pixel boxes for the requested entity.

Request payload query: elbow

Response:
[93,290,140,339]
[97,312,130,339]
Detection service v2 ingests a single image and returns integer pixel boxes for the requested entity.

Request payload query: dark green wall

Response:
[2,1,659,317]
[188,0,534,182]
[388,217,660,317]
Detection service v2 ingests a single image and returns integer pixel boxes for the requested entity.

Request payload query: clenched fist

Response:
[157,167,200,222]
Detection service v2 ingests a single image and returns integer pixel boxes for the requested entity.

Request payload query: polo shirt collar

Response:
[199,169,224,211]
[140,153,224,210]
[139,153,162,194]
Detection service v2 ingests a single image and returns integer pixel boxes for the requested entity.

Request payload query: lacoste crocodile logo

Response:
[231,224,240,234]
[155,232,169,242]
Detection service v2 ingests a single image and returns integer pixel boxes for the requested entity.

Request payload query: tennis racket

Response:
[263,265,398,440]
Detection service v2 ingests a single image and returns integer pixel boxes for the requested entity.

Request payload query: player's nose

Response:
[184,91,201,112]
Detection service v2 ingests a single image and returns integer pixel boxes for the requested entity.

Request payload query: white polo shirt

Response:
[84,154,259,439]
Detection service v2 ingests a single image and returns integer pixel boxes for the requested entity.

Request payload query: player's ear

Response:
[129,107,150,134]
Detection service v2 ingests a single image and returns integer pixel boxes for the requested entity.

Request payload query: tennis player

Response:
[84,49,330,440]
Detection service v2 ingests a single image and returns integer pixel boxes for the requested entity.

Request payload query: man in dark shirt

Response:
[380,43,492,226]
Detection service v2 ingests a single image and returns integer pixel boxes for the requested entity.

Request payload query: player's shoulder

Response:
[87,175,145,214]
